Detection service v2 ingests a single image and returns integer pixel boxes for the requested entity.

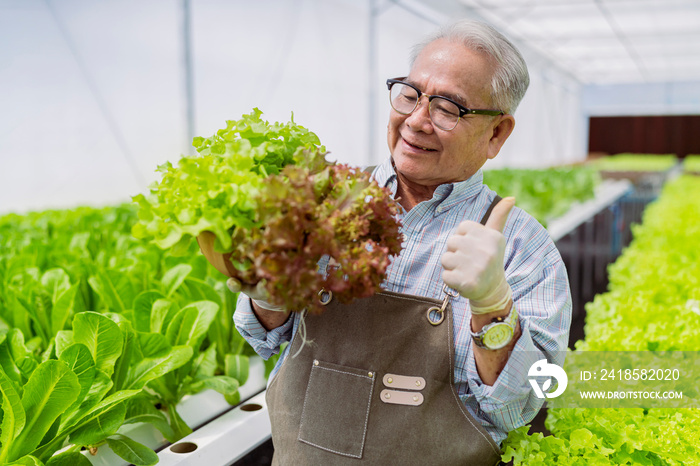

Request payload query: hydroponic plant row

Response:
[0,205,269,466]
[501,175,700,465]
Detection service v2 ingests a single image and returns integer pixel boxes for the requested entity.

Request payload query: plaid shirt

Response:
[234,157,572,445]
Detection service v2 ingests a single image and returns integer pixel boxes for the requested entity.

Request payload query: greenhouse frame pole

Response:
[183,0,196,155]
[368,0,378,165]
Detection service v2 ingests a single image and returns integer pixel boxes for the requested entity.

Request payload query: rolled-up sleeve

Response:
[233,294,294,360]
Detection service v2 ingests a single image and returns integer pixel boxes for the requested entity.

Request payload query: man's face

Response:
[387,39,513,187]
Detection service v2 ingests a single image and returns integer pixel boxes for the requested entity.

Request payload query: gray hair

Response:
[410,20,530,114]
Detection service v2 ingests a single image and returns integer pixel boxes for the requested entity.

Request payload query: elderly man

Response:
[232,19,571,465]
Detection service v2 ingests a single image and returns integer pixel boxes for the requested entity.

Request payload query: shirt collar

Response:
[372,157,484,210]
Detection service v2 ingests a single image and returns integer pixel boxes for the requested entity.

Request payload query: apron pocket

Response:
[298,359,375,459]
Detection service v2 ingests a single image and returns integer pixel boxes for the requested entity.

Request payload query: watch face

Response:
[483,324,514,349]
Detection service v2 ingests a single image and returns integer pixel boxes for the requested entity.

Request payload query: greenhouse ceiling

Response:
[412,0,700,84]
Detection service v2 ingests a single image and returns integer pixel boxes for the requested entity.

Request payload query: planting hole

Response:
[170,442,198,454]
[240,403,263,412]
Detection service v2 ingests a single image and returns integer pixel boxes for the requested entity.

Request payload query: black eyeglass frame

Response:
[386,77,504,128]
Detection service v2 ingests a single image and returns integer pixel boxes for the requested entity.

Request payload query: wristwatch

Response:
[470,302,518,350]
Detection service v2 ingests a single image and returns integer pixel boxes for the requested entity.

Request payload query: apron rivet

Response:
[413,395,419,402]
[368,372,373,378]
[313,360,319,366]
[384,392,391,399]
[387,377,393,384]
[415,380,421,387]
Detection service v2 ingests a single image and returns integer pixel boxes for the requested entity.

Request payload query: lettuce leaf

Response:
[132,109,402,313]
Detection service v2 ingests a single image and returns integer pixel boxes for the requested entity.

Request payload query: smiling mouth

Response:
[404,138,436,152]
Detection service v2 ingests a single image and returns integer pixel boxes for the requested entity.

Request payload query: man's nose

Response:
[405,96,434,132]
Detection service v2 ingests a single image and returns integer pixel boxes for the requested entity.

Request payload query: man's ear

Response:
[487,114,515,160]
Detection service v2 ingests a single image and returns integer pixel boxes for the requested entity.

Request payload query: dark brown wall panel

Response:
[588,115,700,157]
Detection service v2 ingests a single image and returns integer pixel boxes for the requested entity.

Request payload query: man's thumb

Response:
[484,197,515,232]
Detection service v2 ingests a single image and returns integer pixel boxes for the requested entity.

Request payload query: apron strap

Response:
[480,195,503,225]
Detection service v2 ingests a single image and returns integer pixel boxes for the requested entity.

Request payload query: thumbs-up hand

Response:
[441,197,515,315]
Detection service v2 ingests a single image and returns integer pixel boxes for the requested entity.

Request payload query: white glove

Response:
[441,197,515,315]
[226,278,287,312]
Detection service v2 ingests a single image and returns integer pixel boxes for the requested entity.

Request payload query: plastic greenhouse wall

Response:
[1,0,584,216]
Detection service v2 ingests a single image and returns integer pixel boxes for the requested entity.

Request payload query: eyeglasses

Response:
[386,77,504,131]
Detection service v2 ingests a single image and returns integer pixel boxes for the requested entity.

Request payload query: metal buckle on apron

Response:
[426,284,459,326]
[318,288,333,305]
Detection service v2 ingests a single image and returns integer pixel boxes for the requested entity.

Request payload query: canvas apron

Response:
[266,196,503,465]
